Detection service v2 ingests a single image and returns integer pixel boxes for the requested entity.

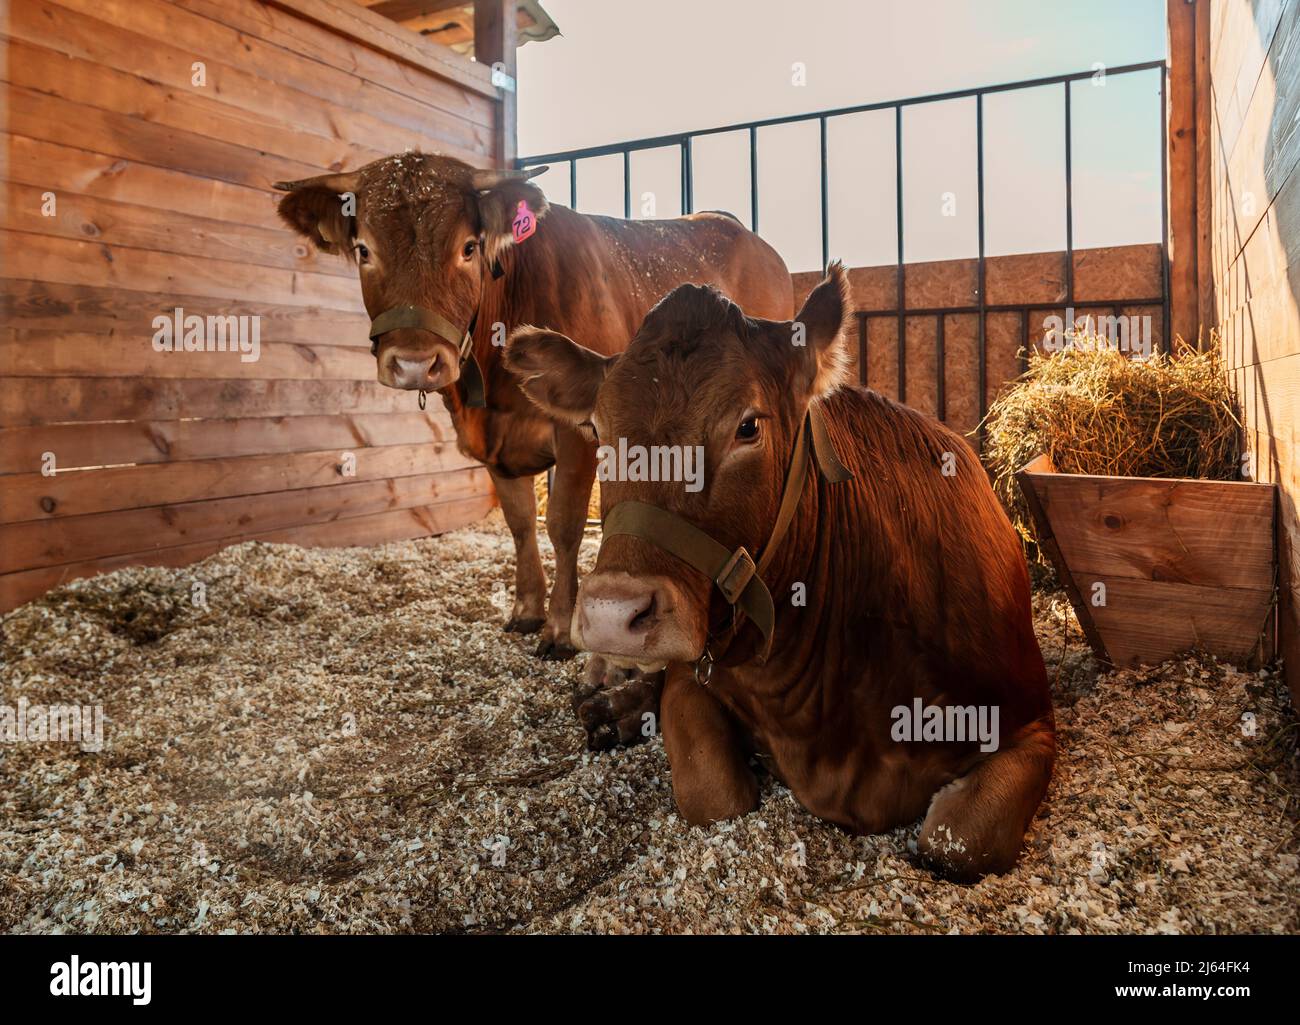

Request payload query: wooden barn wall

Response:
[1208,0,1300,700]
[792,242,1165,441]
[0,0,503,612]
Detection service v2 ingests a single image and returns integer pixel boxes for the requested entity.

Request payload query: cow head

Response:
[275,153,549,392]
[505,264,851,670]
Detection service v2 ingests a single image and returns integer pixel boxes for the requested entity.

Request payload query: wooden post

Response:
[475,0,518,169]
[1167,0,1200,348]
[1193,0,1214,338]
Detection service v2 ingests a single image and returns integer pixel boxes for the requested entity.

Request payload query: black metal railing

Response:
[518,60,1169,428]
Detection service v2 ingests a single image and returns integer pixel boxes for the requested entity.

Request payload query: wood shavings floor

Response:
[1,511,1296,934]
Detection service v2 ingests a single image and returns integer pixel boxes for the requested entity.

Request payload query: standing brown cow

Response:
[503,265,1055,879]
[274,152,792,683]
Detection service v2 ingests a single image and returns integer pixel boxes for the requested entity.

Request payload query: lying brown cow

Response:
[504,265,1055,878]
[275,154,792,680]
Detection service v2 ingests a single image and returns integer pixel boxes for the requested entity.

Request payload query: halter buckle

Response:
[715,546,756,605]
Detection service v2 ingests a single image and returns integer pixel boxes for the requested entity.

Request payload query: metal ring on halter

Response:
[694,647,714,687]
[418,389,427,410]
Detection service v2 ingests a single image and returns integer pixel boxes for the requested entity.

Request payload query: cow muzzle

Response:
[369,304,485,407]
[572,572,702,669]
[378,338,460,392]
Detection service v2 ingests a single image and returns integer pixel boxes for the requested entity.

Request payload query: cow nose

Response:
[376,337,459,391]
[575,574,669,657]
[385,352,434,389]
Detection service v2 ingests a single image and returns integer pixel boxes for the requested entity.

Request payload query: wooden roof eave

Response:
[267,0,501,98]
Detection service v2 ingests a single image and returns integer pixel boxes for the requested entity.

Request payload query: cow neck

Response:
[600,401,853,684]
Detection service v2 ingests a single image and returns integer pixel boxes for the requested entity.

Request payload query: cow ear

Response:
[473,167,550,260]
[274,172,359,256]
[791,261,852,397]
[504,326,614,425]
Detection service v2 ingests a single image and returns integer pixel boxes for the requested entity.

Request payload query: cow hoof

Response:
[574,658,664,751]
[504,616,545,634]
[534,637,577,660]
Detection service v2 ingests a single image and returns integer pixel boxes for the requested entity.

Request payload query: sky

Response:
[514,0,1168,272]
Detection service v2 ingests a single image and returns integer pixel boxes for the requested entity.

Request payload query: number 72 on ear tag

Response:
[512,200,536,244]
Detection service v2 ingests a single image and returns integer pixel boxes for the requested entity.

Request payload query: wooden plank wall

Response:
[0,0,503,612]
[1209,0,1300,701]
[792,242,1165,441]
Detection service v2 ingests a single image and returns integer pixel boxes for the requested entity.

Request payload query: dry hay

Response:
[533,473,601,522]
[1,513,1296,934]
[981,340,1241,549]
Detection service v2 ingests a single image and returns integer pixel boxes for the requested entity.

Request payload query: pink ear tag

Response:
[511,200,536,244]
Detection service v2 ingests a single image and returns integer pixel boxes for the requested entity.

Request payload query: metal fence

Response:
[517,61,1170,426]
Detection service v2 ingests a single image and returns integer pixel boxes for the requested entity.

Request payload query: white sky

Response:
[515,0,1168,272]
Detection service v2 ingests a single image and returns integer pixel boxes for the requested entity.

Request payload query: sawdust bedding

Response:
[1,511,1296,935]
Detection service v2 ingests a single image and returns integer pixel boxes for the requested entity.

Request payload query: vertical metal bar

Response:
[681,137,694,215]
[749,124,759,232]
[895,105,906,404]
[687,137,694,213]
[679,141,686,215]
[570,158,578,211]
[858,313,868,387]
[1064,81,1075,316]
[1158,67,1171,353]
[977,93,987,444]
[623,149,631,219]
[936,313,946,422]
[819,115,829,270]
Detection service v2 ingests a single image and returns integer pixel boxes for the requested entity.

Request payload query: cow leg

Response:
[918,716,1055,881]
[489,470,547,634]
[536,428,596,660]
[661,666,758,825]
[572,656,664,751]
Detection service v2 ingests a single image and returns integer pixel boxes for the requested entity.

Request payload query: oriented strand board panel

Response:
[903,315,939,418]
[863,314,900,403]
[985,312,1024,414]
[1074,245,1164,302]
[0,0,501,611]
[984,251,1065,306]
[941,313,981,440]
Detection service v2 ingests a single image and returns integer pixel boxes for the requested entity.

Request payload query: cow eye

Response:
[735,416,761,441]
[462,239,478,260]
[354,242,370,263]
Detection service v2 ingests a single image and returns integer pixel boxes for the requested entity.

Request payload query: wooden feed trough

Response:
[1016,455,1277,668]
